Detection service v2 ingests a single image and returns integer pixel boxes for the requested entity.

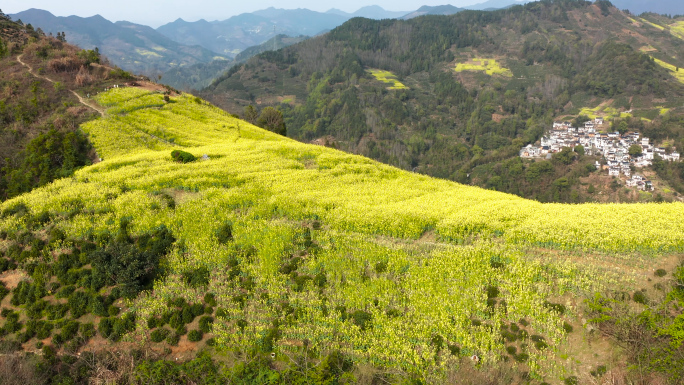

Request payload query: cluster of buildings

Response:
[520,118,680,184]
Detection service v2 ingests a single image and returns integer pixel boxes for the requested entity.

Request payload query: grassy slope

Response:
[1,88,683,382]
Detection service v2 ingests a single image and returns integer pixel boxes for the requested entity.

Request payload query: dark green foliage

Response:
[203,293,217,307]
[314,271,327,288]
[182,306,195,324]
[655,269,667,277]
[351,310,372,331]
[147,316,158,329]
[46,303,69,320]
[2,129,93,199]
[190,303,205,317]
[486,286,499,299]
[0,281,8,301]
[134,352,226,385]
[91,223,175,298]
[47,226,66,245]
[67,290,90,318]
[506,346,517,355]
[216,221,233,244]
[170,150,196,163]
[182,266,210,288]
[98,313,136,341]
[563,322,574,333]
[590,365,608,377]
[256,107,287,136]
[109,68,134,79]
[199,316,213,333]
[11,280,47,306]
[374,261,388,274]
[150,328,170,343]
[187,329,203,342]
[564,376,579,385]
[168,297,187,308]
[515,353,529,362]
[169,312,184,329]
[108,305,120,316]
[633,290,648,305]
[77,48,100,65]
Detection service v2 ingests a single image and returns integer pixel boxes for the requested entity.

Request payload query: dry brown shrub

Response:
[47,56,84,73]
[75,66,94,86]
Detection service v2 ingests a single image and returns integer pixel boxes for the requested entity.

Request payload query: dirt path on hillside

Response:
[17,54,106,117]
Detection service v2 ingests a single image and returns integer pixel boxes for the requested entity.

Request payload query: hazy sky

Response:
[2,0,499,27]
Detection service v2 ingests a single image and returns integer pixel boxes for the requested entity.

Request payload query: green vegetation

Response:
[1,87,683,383]
[170,149,196,163]
[1,5,684,384]
[202,0,684,204]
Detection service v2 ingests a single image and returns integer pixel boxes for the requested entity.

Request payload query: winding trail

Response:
[17,54,106,117]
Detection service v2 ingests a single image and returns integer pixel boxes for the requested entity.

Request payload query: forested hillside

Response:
[0,12,163,201]
[201,0,684,203]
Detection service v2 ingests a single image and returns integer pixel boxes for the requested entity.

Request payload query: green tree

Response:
[628,144,643,157]
[616,121,629,135]
[243,105,258,124]
[574,145,584,156]
[257,107,287,136]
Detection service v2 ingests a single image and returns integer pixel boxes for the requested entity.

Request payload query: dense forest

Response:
[201,0,684,203]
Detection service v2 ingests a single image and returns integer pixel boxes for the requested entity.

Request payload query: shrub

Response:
[170,150,196,163]
[216,222,233,244]
[506,346,517,355]
[633,290,648,304]
[67,291,91,318]
[61,320,80,341]
[374,261,388,274]
[169,312,183,330]
[564,376,579,385]
[515,353,529,362]
[486,286,500,299]
[654,269,667,277]
[203,293,217,307]
[188,329,203,342]
[168,297,187,308]
[351,310,372,331]
[181,267,210,288]
[147,317,158,329]
[190,303,205,317]
[563,322,574,333]
[182,307,194,324]
[108,305,120,316]
[150,328,170,343]
[80,323,96,339]
[199,316,214,333]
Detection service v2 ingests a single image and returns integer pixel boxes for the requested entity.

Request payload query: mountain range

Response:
[9,8,223,75]
[10,1,684,86]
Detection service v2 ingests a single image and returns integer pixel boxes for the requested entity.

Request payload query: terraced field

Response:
[454,58,513,77]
